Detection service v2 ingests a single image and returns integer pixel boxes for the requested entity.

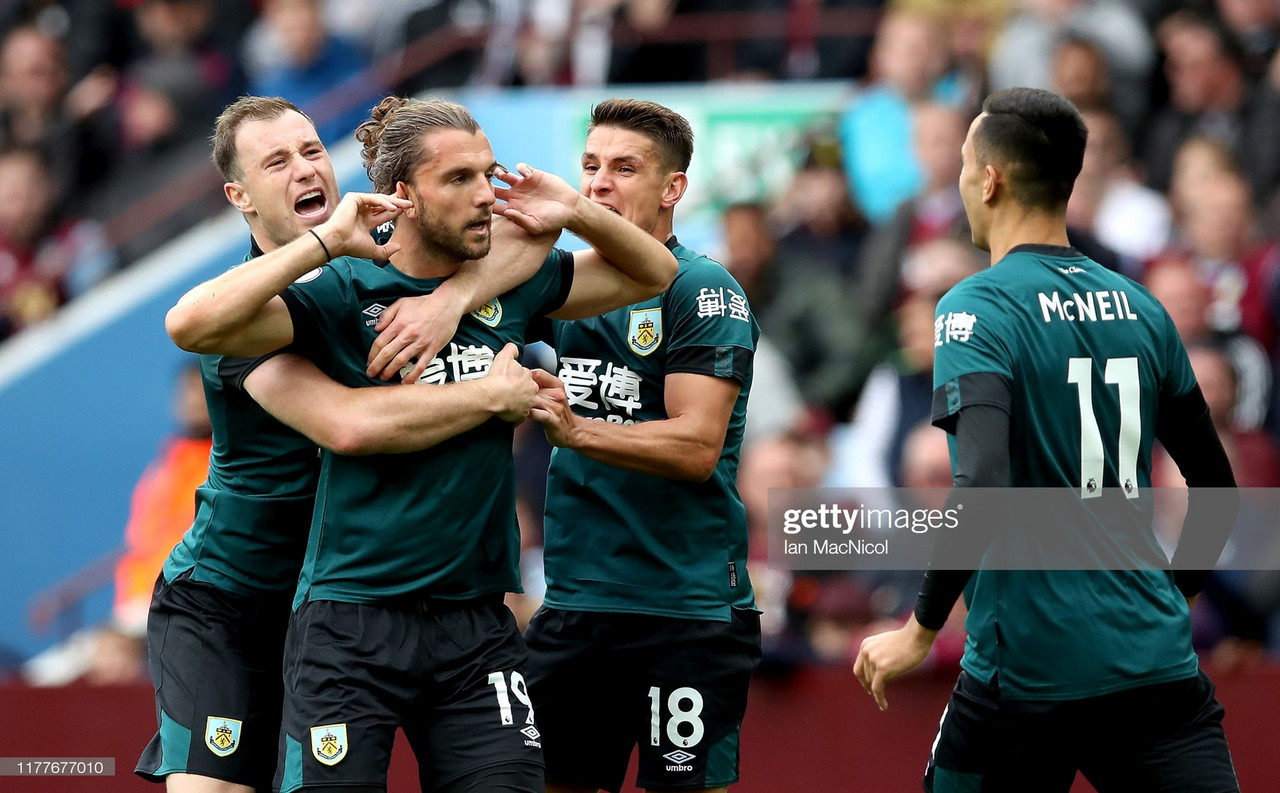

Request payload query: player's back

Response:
[933,244,1200,699]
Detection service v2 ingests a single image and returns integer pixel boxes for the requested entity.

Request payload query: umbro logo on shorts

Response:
[663,750,696,765]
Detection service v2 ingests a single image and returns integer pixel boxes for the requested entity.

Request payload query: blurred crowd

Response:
[13,0,1280,682]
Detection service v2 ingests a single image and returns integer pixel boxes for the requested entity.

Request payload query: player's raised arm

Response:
[166,192,410,356]
[494,163,677,318]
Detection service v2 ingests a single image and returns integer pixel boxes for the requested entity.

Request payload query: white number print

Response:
[487,671,535,725]
[1066,356,1141,500]
[648,686,705,748]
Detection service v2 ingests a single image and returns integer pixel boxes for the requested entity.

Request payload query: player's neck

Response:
[651,213,674,246]
[986,208,1071,265]
[386,225,461,279]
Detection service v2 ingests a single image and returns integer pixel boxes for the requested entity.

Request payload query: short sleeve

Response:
[1160,308,1198,399]
[665,263,757,385]
[281,259,355,367]
[526,249,575,318]
[931,281,1014,432]
[219,351,288,392]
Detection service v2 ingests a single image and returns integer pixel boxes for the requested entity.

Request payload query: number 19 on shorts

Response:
[649,686,704,748]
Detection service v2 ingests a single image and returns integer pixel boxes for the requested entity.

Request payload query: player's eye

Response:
[583,164,598,173]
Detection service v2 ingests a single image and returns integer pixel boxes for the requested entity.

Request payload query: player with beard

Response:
[139,96,556,793]
[164,96,678,793]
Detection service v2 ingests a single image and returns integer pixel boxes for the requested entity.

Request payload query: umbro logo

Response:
[520,726,540,741]
[363,303,387,326]
[663,750,696,764]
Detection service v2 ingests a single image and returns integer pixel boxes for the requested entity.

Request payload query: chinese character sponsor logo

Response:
[934,311,978,346]
[628,308,663,355]
[695,287,751,322]
[311,724,347,766]
[205,717,241,757]
[471,298,503,327]
[559,357,603,409]
[600,362,643,416]
[401,343,497,385]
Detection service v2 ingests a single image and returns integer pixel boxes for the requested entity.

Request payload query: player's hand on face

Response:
[318,192,412,260]
[485,343,538,423]
[852,619,935,712]
[492,163,579,235]
[528,367,576,447]
[366,293,464,382]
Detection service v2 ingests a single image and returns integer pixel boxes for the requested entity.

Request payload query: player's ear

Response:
[982,164,1000,204]
[395,181,416,218]
[661,171,688,209]
[225,182,254,214]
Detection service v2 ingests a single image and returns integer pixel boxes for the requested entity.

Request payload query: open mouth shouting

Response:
[294,188,329,220]
[466,216,492,236]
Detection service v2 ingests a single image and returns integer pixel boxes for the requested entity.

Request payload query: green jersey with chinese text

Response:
[931,244,1200,700]
[281,251,573,607]
[163,245,321,596]
[541,239,758,621]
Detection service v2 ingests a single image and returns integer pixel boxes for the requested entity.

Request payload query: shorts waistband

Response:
[387,592,506,615]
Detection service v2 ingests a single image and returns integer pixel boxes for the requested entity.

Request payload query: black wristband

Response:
[309,228,332,261]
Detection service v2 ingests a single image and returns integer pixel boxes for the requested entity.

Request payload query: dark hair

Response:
[356,96,480,194]
[1164,7,1247,71]
[211,96,312,181]
[976,88,1088,211]
[588,98,693,174]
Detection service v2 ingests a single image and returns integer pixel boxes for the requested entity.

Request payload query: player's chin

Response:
[462,237,492,260]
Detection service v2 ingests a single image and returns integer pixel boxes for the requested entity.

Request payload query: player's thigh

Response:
[1080,672,1240,793]
[524,608,640,793]
[136,574,291,790]
[406,600,545,792]
[278,601,412,793]
[924,673,1076,793]
[634,609,762,793]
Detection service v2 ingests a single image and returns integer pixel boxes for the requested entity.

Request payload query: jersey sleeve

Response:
[1159,308,1198,400]
[280,258,355,369]
[931,280,1014,433]
[522,248,575,318]
[665,262,757,386]
[218,351,289,392]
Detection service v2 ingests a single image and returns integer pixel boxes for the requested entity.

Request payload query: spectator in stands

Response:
[1066,107,1171,268]
[1144,8,1280,202]
[0,24,117,205]
[117,0,240,155]
[721,201,870,419]
[772,151,867,280]
[1167,172,1279,356]
[248,0,377,144]
[0,147,114,341]
[987,0,1154,131]
[1216,0,1279,78]
[828,237,983,488]
[112,361,213,633]
[857,101,972,330]
[839,8,972,224]
[1145,256,1273,434]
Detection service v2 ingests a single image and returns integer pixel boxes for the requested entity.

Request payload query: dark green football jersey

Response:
[282,251,573,607]
[163,249,321,596]
[931,244,1200,700]
[541,239,758,621]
